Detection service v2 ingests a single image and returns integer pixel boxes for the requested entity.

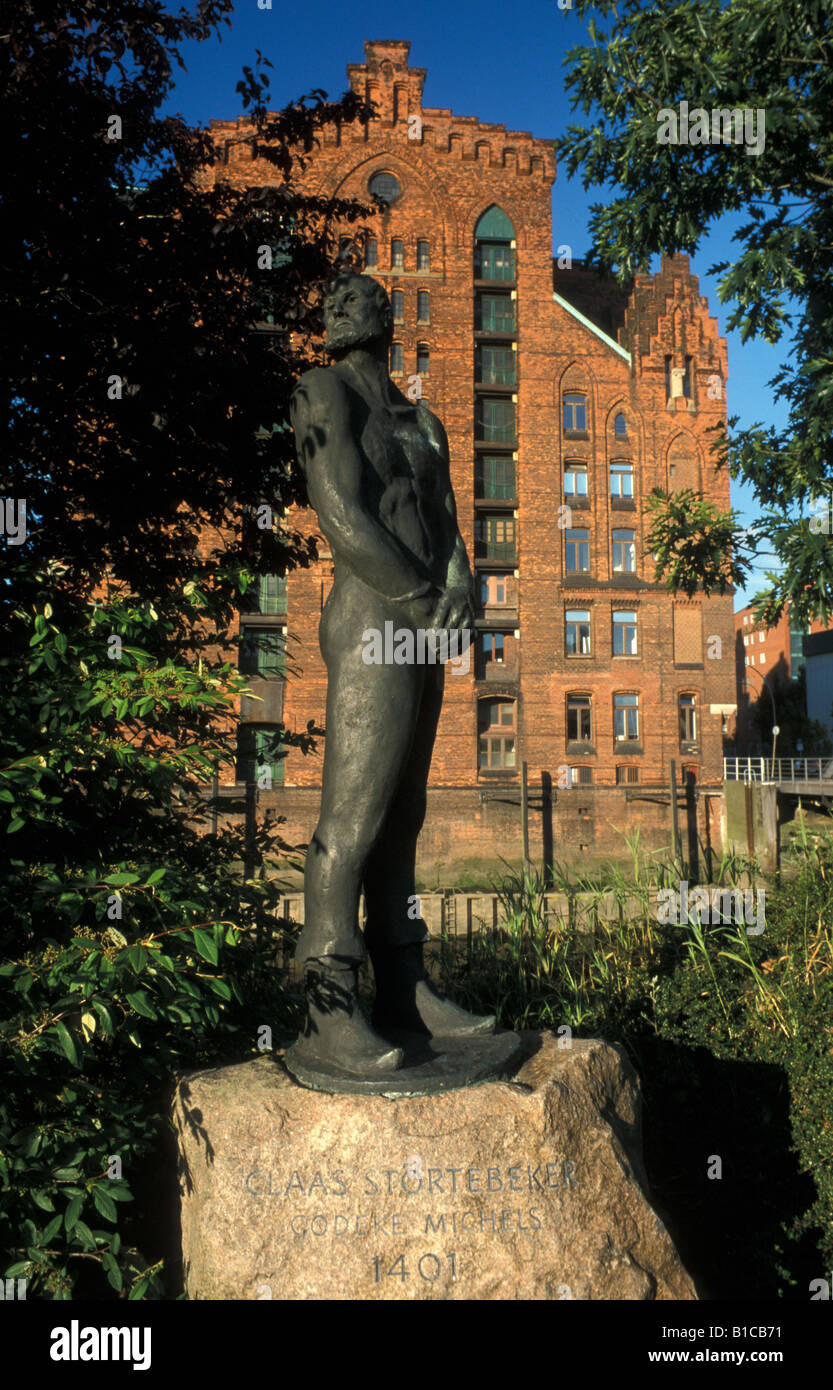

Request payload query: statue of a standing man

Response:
[288,273,494,1078]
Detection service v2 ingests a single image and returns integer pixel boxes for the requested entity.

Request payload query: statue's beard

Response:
[325,322,386,357]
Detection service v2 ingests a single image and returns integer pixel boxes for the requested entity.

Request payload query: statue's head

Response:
[323,273,393,358]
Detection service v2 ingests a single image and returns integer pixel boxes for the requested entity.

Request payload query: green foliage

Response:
[645,486,751,596]
[0,577,304,1298]
[440,834,833,1293]
[0,0,368,1298]
[554,0,833,626]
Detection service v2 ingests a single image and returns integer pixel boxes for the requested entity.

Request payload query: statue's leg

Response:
[363,662,443,953]
[364,665,496,1040]
[293,594,429,1073]
[297,600,429,963]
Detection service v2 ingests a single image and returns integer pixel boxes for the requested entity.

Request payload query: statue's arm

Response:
[418,404,476,630]
[290,370,436,607]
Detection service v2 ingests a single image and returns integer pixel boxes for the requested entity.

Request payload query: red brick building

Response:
[206,38,737,873]
[734,601,828,752]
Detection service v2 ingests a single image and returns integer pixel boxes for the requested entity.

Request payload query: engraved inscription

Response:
[242,1157,579,1247]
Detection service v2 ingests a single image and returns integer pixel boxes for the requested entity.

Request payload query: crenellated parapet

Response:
[207,39,554,183]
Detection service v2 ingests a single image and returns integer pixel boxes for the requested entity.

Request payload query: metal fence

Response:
[724,756,833,785]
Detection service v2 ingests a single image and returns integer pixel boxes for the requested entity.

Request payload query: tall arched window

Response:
[474,206,515,281]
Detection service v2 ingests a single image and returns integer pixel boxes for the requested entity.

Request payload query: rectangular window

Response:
[476,243,515,281]
[564,462,588,498]
[417,290,430,322]
[478,736,516,769]
[565,609,591,656]
[255,574,287,615]
[614,693,639,741]
[476,454,515,499]
[236,725,285,785]
[416,344,430,375]
[563,393,587,433]
[365,238,378,268]
[612,529,636,573]
[567,694,592,743]
[477,345,516,386]
[478,699,516,769]
[392,289,404,322]
[565,529,590,573]
[390,343,403,374]
[391,239,404,269]
[616,765,639,785]
[571,765,594,786]
[475,514,517,562]
[679,694,697,743]
[476,294,515,333]
[482,632,505,665]
[240,628,286,678]
[610,461,634,498]
[613,609,638,656]
[480,574,507,605]
[477,398,516,443]
[417,240,430,271]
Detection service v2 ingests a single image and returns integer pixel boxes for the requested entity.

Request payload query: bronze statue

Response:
[287,273,495,1080]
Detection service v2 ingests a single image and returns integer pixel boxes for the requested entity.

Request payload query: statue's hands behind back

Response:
[430,584,476,633]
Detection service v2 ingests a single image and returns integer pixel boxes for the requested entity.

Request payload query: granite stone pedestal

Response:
[174,1034,697,1300]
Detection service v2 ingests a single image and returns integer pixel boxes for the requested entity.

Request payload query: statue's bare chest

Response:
[359,403,441,499]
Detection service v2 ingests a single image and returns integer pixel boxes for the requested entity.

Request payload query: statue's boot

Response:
[370,942,496,1039]
[294,956,404,1076]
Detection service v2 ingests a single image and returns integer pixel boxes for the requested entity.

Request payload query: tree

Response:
[0,1,375,1297]
[553,0,833,626]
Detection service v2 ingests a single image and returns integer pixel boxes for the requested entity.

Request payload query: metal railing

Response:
[724,756,833,784]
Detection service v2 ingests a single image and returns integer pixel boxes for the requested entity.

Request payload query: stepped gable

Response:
[623,253,728,380]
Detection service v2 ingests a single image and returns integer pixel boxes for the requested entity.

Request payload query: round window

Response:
[369,171,401,204]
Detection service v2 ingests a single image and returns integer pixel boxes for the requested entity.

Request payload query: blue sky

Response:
[163,0,793,608]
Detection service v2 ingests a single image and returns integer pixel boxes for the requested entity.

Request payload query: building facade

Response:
[734,601,830,752]
[206,38,737,872]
